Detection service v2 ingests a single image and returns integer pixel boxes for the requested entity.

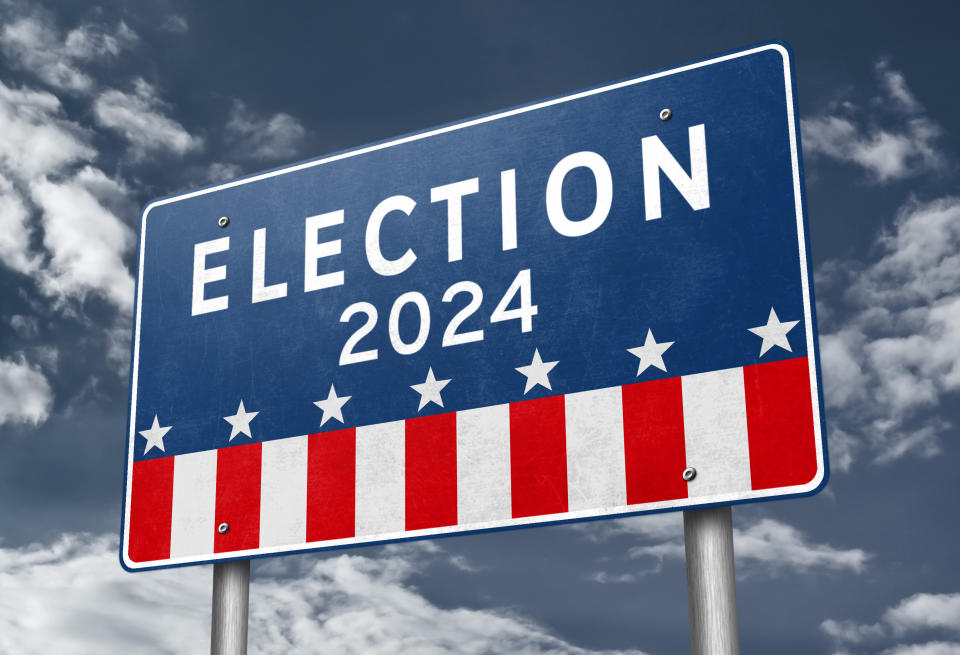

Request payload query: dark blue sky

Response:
[0,2,958,653]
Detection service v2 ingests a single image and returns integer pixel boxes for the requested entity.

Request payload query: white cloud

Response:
[64,20,137,60]
[0,533,208,654]
[0,355,53,426]
[160,15,189,34]
[9,314,39,338]
[0,172,40,275]
[626,540,686,566]
[801,60,945,182]
[574,515,687,577]
[0,78,141,315]
[0,80,131,313]
[885,593,960,636]
[71,165,138,225]
[876,59,923,114]
[29,345,59,372]
[0,80,94,180]
[586,571,641,585]
[105,316,133,376]
[822,592,960,654]
[732,519,870,574]
[94,78,202,159]
[882,643,960,655]
[852,197,960,307]
[30,172,135,312]
[250,553,645,655]
[0,12,137,94]
[0,533,648,655]
[621,517,868,576]
[578,514,868,580]
[821,618,885,645]
[448,554,484,573]
[227,100,307,161]
[818,197,960,464]
[206,161,243,182]
[1,15,91,92]
[0,16,148,408]
[824,427,859,473]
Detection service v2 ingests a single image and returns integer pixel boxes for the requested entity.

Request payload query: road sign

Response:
[122,42,826,571]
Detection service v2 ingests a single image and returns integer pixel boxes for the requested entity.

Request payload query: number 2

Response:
[442,281,484,346]
[339,301,378,365]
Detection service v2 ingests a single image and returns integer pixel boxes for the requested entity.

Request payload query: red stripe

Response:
[214,443,262,553]
[307,429,356,541]
[509,395,568,518]
[405,413,458,530]
[622,377,688,504]
[128,457,174,563]
[744,356,819,489]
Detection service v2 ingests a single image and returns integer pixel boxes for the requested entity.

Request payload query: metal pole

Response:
[683,506,739,655]
[211,560,250,655]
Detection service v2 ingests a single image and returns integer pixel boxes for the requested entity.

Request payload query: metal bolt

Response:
[217,522,230,534]
[217,216,230,228]
[682,466,697,482]
[659,108,673,121]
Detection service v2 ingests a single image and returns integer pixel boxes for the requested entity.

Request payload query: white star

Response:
[748,307,800,357]
[139,415,171,455]
[223,400,259,441]
[314,384,352,426]
[515,348,558,394]
[627,329,674,376]
[411,367,451,411]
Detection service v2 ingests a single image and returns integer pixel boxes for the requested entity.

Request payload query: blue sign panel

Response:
[123,43,826,571]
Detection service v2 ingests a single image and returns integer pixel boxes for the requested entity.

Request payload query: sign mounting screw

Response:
[659,108,673,121]
[217,522,230,534]
[218,216,230,228]
[682,466,697,481]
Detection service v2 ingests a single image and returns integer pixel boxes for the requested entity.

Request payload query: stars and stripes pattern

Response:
[126,355,819,565]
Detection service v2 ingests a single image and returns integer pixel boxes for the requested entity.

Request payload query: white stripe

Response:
[355,421,405,535]
[565,387,627,511]
[169,450,217,557]
[259,436,308,547]
[457,404,512,524]
[681,367,752,497]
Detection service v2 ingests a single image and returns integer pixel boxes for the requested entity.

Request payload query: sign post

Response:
[684,506,739,654]
[211,559,250,655]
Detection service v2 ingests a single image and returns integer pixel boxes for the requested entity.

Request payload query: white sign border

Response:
[122,42,826,571]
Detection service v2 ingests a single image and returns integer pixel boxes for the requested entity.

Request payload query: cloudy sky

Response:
[0,1,958,653]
